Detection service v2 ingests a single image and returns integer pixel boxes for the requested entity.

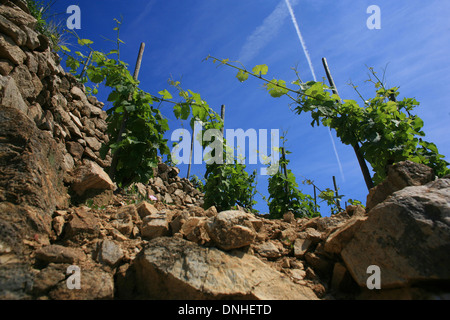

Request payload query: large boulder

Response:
[33,264,115,300]
[324,216,368,255]
[366,161,435,211]
[342,176,450,289]
[205,210,257,251]
[133,237,318,300]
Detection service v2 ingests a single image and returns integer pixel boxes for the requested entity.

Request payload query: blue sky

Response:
[50,0,450,216]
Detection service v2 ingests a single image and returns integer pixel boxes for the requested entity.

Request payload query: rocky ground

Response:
[4,159,450,300]
[15,185,359,300]
[1,0,449,300]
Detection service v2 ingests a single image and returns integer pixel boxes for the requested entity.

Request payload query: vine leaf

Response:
[236,70,249,82]
[266,79,288,98]
[173,105,182,119]
[252,64,269,76]
[78,38,94,46]
[158,89,173,100]
[60,45,71,52]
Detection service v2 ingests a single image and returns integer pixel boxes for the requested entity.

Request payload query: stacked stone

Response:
[0,1,205,204]
[0,0,111,177]
[143,162,204,207]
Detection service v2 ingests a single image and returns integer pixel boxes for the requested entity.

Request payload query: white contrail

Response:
[284,0,345,181]
[284,0,317,81]
[327,126,345,181]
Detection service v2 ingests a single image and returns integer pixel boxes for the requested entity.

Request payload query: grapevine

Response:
[206,56,450,185]
[60,22,224,187]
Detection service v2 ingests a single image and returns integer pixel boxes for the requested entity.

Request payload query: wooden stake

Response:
[353,143,375,191]
[186,124,195,179]
[322,58,339,96]
[321,57,374,191]
[109,43,146,181]
[220,105,226,135]
[313,185,317,213]
[188,105,225,178]
[133,43,145,80]
[281,147,289,194]
[80,51,93,79]
[332,175,341,210]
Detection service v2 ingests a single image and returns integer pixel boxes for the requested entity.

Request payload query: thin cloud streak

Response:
[284,0,345,181]
[284,0,317,81]
[128,0,156,31]
[239,0,299,63]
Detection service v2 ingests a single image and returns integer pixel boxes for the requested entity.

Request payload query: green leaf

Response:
[266,79,288,98]
[386,101,398,113]
[181,103,190,120]
[331,94,341,101]
[92,51,107,64]
[236,70,249,83]
[66,56,80,72]
[158,89,173,100]
[124,103,136,113]
[252,64,269,76]
[412,117,424,131]
[78,38,94,46]
[192,105,206,120]
[188,90,202,105]
[173,105,182,119]
[60,45,71,52]
[87,68,105,84]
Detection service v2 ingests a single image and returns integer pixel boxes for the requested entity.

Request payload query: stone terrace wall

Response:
[0,0,201,298]
[0,2,111,172]
[0,0,204,205]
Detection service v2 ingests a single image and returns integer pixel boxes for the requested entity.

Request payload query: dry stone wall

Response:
[0,1,110,174]
[0,0,204,205]
[0,0,205,299]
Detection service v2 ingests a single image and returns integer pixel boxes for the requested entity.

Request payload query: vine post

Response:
[220,105,226,135]
[281,147,289,194]
[79,51,93,79]
[133,42,146,79]
[186,104,226,179]
[313,185,317,212]
[332,175,342,211]
[109,42,146,181]
[186,125,195,179]
[321,57,374,191]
